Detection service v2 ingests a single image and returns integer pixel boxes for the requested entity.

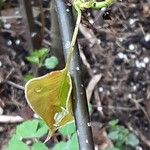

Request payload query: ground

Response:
[0,0,150,149]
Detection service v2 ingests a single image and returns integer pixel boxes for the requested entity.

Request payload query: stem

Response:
[65,9,82,70]
[92,0,116,9]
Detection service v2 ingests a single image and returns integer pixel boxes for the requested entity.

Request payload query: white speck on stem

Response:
[66,8,70,12]
[87,122,91,127]
[81,84,84,87]
[76,67,80,71]
[85,139,89,144]
[77,130,79,136]
[65,41,71,49]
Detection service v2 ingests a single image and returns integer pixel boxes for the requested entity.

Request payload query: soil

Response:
[0,0,150,150]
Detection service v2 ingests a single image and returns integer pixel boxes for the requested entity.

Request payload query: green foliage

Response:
[107,119,139,150]
[8,135,30,150]
[58,122,76,137]
[26,48,48,65]
[53,122,79,150]
[31,142,49,150]
[52,123,79,150]
[44,56,58,69]
[26,48,58,69]
[8,119,49,150]
[8,120,79,150]
[16,119,48,138]
[23,74,34,82]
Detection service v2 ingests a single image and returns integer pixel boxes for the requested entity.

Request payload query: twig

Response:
[0,15,22,20]
[86,74,102,101]
[0,115,24,123]
[5,81,24,90]
[35,20,51,35]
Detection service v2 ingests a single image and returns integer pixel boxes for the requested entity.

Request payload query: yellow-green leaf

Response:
[25,68,74,135]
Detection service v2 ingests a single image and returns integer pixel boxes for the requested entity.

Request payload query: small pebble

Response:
[4,23,11,29]
[129,44,135,51]
[143,57,149,64]
[0,61,2,67]
[89,18,94,24]
[129,18,136,25]
[128,94,132,99]
[7,40,12,46]
[144,33,150,42]
[99,87,103,92]
[15,39,20,45]
[135,60,146,68]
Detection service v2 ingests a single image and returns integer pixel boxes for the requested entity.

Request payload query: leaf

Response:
[67,133,79,150]
[34,120,49,137]
[44,56,58,69]
[106,147,120,150]
[8,135,30,150]
[126,133,139,147]
[24,74,34,82]
[31,142,49,150]
[16,120,39,138]
[52,133,79,150]
[59,122,76,136]
[26,56,39,64]
[108,131,119,140]
[108,119,119,128]
[31,48,48,58]
[16,119,48,138]
[25,68,74,136]
[52,142,67,150]
[26,48,49,64]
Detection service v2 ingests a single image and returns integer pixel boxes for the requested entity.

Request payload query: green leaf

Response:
[67,133,79,150]
[16,120,39,138]
[34,120,49,137]
[16,119,48,138]
[108,131,119,140]
[44,56,58,69]
[8,135,30,150]
[26,56,39,64]
[59,122,76,136]
[52,142,67,150]
[106,147,120,150]
[25,68,74,136]
[31,141,49,150]
[52,133,79,150]
[26,48,49,65]
[24,74,35,82]
[126,133,139,147]
[108,119,119,128]
[32,48,48,58]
